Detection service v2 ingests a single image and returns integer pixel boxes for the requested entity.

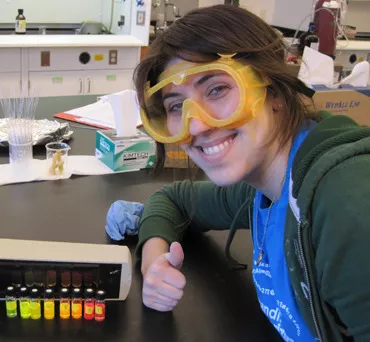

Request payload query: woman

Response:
[133,5,370,342]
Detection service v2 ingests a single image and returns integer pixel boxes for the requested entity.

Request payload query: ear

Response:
[272,102,283,112]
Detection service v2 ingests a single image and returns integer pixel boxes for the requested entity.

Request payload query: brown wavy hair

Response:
[134,5,317,172]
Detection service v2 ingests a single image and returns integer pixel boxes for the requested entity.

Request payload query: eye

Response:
[167,102,183,114]
[208,85,230,97]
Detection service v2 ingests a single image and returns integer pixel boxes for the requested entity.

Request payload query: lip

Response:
[193,133,236,149]
[194,134,236,165]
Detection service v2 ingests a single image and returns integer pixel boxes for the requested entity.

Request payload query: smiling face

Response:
[162,59,277,187]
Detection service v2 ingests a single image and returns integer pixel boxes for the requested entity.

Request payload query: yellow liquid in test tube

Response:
[60,301,70,319]
[72,302,82,319]
[44,301,55,320]
[30,301,41,320]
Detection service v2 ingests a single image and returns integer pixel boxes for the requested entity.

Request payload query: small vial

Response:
[19,287,31,319]
[60,288,70,319]
[5,286,17,318]
[94,290,106,322]
[71,288,82,319]
[44,288,55,320]
[84,288,95,320]
[30,288,41,320]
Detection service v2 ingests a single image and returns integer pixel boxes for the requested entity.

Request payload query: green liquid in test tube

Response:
[19,287,31,319]
[5,286,17,318]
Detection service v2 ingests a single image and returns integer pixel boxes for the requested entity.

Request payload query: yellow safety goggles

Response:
[140,54,271,144]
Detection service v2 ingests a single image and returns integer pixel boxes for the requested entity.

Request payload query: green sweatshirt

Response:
[137,113,370,342]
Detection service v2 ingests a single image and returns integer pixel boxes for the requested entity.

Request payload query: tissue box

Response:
[311,86,370,126]
[95,130,156,172]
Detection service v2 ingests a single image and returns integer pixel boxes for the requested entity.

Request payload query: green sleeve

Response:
[313,155,370,341]
[136,180,254,256]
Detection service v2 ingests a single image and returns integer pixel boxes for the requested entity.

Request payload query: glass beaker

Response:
[9,141,33,165]
[46,142,70,176]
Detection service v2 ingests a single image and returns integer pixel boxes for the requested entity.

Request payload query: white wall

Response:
[345,1,370,32]
[0,0,102,23]
[198,0,223,7]
[240,0,312,30]
[239,0,275,23]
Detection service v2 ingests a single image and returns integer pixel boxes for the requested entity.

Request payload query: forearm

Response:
[141,237,169,276]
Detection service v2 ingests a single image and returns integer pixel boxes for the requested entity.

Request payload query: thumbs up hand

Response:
[142,242,186,312]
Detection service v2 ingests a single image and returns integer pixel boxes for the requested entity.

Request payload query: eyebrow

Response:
[162,73,224,102]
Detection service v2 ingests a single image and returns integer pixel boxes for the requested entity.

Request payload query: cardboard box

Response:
[311,86,370,126]
[95,130,156,172]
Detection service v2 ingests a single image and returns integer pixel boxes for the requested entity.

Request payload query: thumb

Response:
[164,242,184,270]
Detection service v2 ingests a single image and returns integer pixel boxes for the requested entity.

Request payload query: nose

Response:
[188,116,212,137]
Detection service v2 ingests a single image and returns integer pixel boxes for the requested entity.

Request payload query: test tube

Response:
[60,288,70,319]
[71,288,82,319]
[84,288,95,320]
[19,287,31,319]
[30,288,41,320]
[94,290,106,322]
[44,288,55,320]
[5,286,17,318]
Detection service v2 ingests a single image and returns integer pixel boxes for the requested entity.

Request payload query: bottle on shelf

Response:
[299,22,320,55]
[15,9,26,35]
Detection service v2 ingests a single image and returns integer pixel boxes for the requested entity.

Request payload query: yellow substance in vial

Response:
[44,301,55,320]
[72,302,82,319]
[60,301,70,319]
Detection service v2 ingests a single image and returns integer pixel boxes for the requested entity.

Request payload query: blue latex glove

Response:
[105,200,144,241]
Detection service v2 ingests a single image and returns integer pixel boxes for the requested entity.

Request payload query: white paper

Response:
[298,47,370,88]
[107,90,139,137]
[298,47,334,87]
[66,101,116,128]
[65,93,142,129]
[0,156,125,186]
[338,61,370,87]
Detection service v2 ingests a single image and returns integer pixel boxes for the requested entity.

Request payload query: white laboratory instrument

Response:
[0,238,132,300]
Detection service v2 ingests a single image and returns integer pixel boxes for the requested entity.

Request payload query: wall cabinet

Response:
[0,47,139,98]
[29,69,134,97]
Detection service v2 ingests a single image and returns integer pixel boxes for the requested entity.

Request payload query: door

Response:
[0,73,22,99]
[28,71,85,97]
[86,69,134,95]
